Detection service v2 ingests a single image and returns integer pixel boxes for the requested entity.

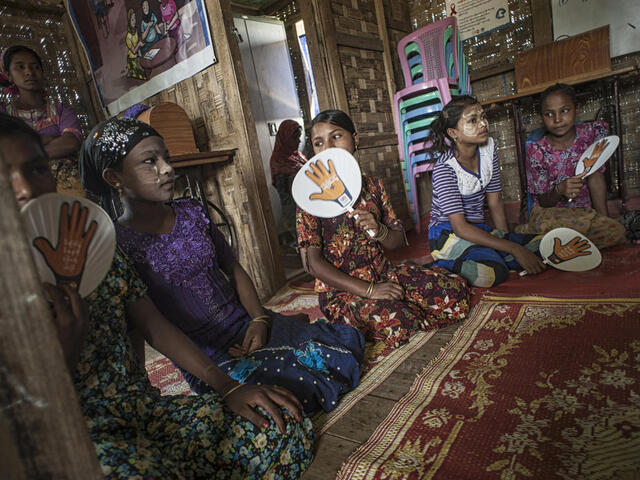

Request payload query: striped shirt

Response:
[429,137,501,229]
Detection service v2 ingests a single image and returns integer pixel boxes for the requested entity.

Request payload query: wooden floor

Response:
[301,323,461,479]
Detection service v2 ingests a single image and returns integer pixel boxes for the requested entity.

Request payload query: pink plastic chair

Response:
[398,17,459,89]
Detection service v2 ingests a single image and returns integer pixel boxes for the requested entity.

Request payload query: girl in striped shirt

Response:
[427,96,545,287]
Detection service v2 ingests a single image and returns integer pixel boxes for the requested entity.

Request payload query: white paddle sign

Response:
[292,148,374,236]
[520,227,601,276]
[575,135,619,178]
[21,193,116,297]
[568,135,619,203]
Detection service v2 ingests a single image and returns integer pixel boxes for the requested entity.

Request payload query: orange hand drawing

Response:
[582,139,609,174]
[547,236,591,264]
[305,159,352,206]
[33,201,98,289]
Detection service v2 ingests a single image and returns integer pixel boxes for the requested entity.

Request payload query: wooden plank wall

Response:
[135,0,285,297]
[328,0,412,224]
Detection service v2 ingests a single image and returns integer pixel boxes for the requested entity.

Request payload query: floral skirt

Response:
[319,264,470,348]
[87,388,314,480]
[514,205,626,249]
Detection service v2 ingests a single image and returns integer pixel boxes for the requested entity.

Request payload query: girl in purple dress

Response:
[79,118,364,414]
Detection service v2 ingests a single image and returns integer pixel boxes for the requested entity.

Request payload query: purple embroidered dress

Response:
[116,199,364,413]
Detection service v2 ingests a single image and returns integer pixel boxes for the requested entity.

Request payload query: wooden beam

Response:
[374,0,398,128]
[205,0,285,295]
[531,0,553,45]
[298,0,349,113]
[335,32,384,52]
[0,159,102,478]
[230,2,261,15]
[262,0,295,16]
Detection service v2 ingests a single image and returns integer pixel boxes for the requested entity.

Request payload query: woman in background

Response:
[270,119,307,245]
[0,45,83,195]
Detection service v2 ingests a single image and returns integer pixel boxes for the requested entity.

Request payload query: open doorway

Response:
[232,3,319,279]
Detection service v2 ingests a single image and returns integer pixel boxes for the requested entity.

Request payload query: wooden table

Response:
[481,66,639,209]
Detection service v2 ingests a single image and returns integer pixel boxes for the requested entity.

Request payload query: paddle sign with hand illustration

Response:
[520,227,601,275]
[574,136,619,178]
[292,148,375,236]
[21,193,116,297]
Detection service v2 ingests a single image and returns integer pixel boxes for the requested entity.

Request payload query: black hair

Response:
[539,83,577,113]
[426,95,479,154]
[3,45,43,73]
[0,111,45,152]
[310,109,356,135]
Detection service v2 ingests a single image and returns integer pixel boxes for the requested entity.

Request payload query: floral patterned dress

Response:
[297,175,470,348]
[116,199,364,414]
[77,249,313,479]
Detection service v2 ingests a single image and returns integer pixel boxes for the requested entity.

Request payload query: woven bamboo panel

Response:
[328,0,411,222]
[0,3,94,134]
[409,0,535,75]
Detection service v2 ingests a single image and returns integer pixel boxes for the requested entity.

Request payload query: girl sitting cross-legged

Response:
[427,95,546,287]
[297,109,470,349]
[79,117,365,415]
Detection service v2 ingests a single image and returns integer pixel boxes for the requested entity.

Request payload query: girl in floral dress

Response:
[1,112,313,479]
[79,117,364,415]
[514,83,626,248]
[297,109,470,348]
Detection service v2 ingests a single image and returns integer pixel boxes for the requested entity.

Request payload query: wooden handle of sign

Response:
[519,258,550,276]
[347,206,375,237]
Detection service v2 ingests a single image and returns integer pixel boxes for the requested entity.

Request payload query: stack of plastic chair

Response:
[394,16,471,232]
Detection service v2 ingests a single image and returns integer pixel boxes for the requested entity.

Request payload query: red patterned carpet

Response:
[338,296,640,480]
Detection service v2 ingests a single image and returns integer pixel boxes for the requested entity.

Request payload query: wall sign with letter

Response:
[445,0,511,41]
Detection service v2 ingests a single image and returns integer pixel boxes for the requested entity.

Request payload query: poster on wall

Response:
[68,0,216,115]
[445,0,510,41]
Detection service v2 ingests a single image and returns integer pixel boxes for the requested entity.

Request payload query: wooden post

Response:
[298,0,349,113]
[531,0,554,45]
[204,0,285,296]
[0,162,102,478]
[374,0,398,126]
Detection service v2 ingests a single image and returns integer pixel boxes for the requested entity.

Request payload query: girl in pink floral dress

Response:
[516,83,625,248]
[297,110,470,348]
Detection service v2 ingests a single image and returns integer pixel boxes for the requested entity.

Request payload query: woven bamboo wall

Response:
[0,2,96,134]
[331,0,412,223]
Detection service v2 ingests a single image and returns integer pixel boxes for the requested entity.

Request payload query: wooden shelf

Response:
[170,149,237,169]
[480,66,638,106]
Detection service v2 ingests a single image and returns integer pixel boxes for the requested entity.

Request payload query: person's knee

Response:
[460,260,509,287]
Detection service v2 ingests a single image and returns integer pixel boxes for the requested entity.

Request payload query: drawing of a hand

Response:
[33,201,98,289]
[583,139,609,173]
[305,159,352,206]
[547,236,591,264]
